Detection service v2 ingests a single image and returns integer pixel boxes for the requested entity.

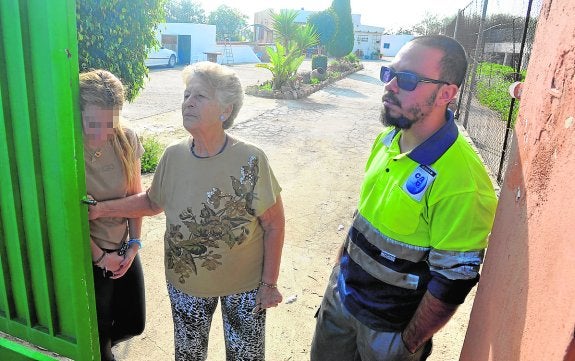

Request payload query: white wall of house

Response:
[352,24,385,59]
[380,34,415,57]
[213,44,261,64]
[156,23,260,64]
[156,23,216,63]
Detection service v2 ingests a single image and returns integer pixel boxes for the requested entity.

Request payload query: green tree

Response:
[256,43,305,90]
[165,0,206,23]
[392,27,413,35]
[258,10,319,90]
[271,9,319,53]
[307,9,338,54]
[410,13,452,35]
[270,9,300,49]
[208,5,248,41]
[76,0,166,101]
[326,0,353,57]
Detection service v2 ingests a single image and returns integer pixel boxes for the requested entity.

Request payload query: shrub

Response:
[307,9,338,53]
[258,81,273,91]
[76,0,165,101]
[326,0,354,57]
[328,58,356,72]
[299,71,312,84]
[329,71,341,79]
[256,42,305,90]
[140,136,163,173]
[312,54,328,70]
[344,53,359,64]
[475,62,526,124]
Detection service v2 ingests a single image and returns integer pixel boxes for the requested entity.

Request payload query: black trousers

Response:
[93,254,146,361]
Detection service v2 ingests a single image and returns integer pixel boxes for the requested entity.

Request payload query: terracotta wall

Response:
[460,0,575,360]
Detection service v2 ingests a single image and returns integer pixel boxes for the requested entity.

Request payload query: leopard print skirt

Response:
[167,283,266,360]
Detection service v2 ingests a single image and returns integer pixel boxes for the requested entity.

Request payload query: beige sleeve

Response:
[253,151,282,217]
[147,148,168,208]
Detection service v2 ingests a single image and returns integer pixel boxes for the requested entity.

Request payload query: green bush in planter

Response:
[312,55,328,70]
[140,135,163,173]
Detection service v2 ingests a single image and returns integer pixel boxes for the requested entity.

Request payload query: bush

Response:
[326,0,354,57]
[140,136,163,173]
[76,0,165,101]
[312,54,328,70]
[328,58,357,73]
[475,62,526,124]
[344,53,359,64]
[258,81,273,91]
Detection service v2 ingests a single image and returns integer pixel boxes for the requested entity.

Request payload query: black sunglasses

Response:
[380,66,450,91]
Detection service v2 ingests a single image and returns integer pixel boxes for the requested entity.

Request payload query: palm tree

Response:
[257,9,319,90]
[271,9,300,49]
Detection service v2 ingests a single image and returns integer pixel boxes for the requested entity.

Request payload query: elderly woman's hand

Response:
[255,283,283,312]
[86,196,101,220]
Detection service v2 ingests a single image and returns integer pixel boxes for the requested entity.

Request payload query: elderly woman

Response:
[89,61,285,360]
[80,69,146,361]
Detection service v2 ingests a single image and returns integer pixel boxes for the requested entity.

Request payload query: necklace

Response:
[191,134,228,159]
[86,147,103,162]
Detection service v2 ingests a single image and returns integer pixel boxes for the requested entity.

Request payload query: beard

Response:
[380,89,439,129]
[380,108,416,129]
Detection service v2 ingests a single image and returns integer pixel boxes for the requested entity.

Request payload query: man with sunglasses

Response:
[311,35,498,360]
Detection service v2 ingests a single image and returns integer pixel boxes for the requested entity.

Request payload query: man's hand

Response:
[401,291,459,353]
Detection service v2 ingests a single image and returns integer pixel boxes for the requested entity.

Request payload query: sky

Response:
[194,0,474,31]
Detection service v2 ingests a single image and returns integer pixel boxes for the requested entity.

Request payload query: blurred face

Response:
[380,44,445,129]
[82,104,119,142]
[182,74,224,133]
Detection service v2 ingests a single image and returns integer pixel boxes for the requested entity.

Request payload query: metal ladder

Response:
[223,38,234,64]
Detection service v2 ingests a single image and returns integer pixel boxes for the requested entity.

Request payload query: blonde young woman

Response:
[80,69,145,361]
[88,62,285,360]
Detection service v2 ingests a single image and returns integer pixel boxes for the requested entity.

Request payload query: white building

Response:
[254,9,374,54]
[155,23,260,64]
[380,34,415,57]
[353,22,385,60]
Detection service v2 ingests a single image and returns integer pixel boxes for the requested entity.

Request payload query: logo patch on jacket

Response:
[403,165,437,202]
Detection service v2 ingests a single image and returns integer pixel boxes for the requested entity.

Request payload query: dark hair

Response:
[409,35,468,87]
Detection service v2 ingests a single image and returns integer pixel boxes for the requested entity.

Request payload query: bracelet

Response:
[128,238,142,249]
[259,281,277,289]
[93,250,106,265]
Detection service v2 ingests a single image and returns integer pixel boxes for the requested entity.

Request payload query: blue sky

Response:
[195,0,474,30]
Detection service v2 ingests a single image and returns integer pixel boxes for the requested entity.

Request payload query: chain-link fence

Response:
[442,0,542,184]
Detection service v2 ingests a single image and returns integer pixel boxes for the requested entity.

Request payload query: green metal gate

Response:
[0,0,100,360]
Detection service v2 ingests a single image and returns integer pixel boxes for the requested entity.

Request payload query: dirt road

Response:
[113,61,473,361]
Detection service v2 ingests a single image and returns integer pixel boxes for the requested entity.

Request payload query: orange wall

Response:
[460,0,575,360]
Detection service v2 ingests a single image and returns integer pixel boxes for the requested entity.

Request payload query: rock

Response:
[311,67,327,81]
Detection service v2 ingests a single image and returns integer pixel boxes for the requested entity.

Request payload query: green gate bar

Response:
[0,0,100,359]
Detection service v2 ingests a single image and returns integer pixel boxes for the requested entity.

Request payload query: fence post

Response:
[462,0,490,129]
[496,0,535,183]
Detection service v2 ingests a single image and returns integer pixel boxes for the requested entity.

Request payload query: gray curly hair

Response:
[182,61,244,129]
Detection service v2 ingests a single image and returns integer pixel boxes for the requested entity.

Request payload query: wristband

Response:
[128,238,142,249]
[259,281,277,289]
[93,250,106,265]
